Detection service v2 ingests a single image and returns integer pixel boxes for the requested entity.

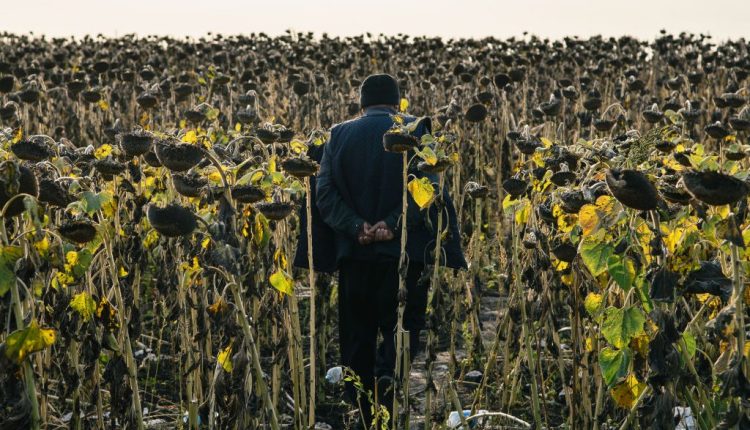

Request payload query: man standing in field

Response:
[314,73,465,425]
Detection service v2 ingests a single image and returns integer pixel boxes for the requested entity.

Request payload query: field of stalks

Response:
[1,30,750,430]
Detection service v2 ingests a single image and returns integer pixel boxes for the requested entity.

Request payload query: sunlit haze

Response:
[2,0,749,41]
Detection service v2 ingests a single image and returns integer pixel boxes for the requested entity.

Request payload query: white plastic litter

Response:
[446,409,488,429]
[325,366,343,384]
[446,410,469,429]
[675,406,696,430]
[182,412,201,425]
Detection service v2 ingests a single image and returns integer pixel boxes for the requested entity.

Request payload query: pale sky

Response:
[1,0,748,41]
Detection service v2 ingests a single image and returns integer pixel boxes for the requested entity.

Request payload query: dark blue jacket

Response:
[295,106,465,271]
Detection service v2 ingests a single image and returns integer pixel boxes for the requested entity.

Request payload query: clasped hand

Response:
[357,221,395,245]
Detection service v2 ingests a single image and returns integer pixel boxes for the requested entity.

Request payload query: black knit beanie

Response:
[359,74,400,108]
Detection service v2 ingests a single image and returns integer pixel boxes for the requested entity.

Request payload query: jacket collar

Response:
[363,106,397,117]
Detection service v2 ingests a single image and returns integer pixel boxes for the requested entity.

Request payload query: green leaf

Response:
[415,146,438,165]
[599,346,631,386]
[681,332,696,359]
[635,276,654,313]
[270,171,285,185]
[205,108,220,121]
[664,110,681,124]
[71,249,93,277]
[607,254,636,290]
[23,196,43,229]
[420,133,435,145]
[4,321,56,364]
[580,235,614,277]
[286,179,305,197]
[601,306,646,349]
[82,191,112,215]
[0,246,24,297]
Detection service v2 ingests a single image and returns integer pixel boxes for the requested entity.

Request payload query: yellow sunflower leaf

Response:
[143,230,159,248]
[182,130,198,144]
[290,139,307,154]
[253,215,269,247]
[418,146,438,165]
[207,298,228,316]
[269,270,293,295]
[4,321,56,364]
[249,170,265,183]
[208,170,223,184]
[399,98,409,112]
[557,213,577,233]
[716,204,730,220]
[217,345,233,373]
[584,292,603,316]
[268,155,277,173]
[407,177,435,209]
[66,250,79,266]
[502,194,516,210]
[596,196,617,216]
[554,260,569,272]
[629,333,650,357]
[579,195,616,237]
[34,237,50,255]
[70,292,97,322]
[274,250,288,270]
[578,204,599,237]
[94,144,113,160]
[12,127,23,144]
[610,374,645,409]
[561,272,573,286]
[515,199,530,225]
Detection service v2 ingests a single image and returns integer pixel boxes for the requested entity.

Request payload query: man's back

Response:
[316,104,466,270]
[316,106,415,263]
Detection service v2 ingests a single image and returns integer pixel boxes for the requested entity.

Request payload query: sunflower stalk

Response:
[305,176,317,427]
[424,172,445,430]
[392,150,409,429]
[730,238,748,402]
[9,277,41,430]
[229,278,281,430]
[510,206,543,428]
[103,237,145,430]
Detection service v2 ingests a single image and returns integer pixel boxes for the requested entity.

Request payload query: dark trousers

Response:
[338,258,427,423]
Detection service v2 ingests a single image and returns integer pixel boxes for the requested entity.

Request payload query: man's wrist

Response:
[384,214,399,231]
[350,220,364,238]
